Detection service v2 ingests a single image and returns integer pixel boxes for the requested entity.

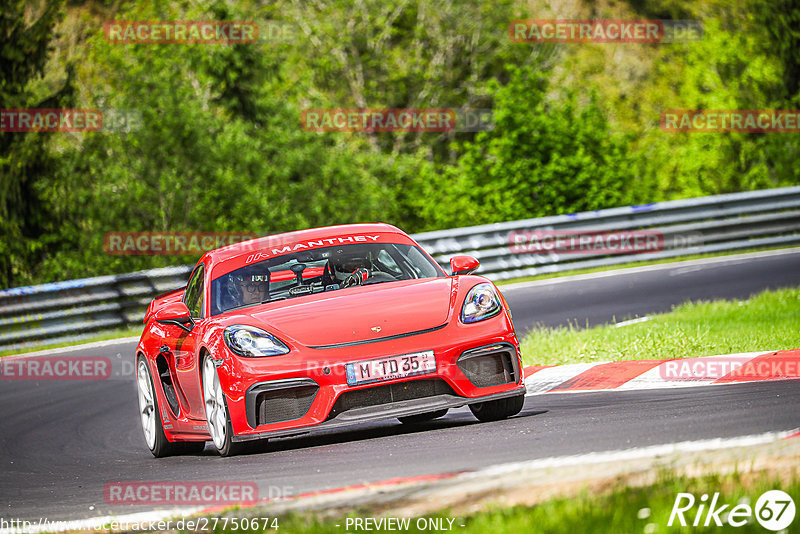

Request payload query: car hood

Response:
[249,278,454,347]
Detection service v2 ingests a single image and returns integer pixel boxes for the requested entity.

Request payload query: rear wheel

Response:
[136,355,205,457]
[469,394,525,422]
[398,409,448,424]
[202,353,246,457]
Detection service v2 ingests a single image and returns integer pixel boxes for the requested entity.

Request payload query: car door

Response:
[172,263,207,421]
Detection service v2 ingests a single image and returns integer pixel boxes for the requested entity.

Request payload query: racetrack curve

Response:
[2,249,799,521]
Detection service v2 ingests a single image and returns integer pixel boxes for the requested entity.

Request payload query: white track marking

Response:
[616,352,768,391]
[614,316,650,328]
[1,337,140,359]
[524,362,602,394]
[523,351,787,394]
[461,427,800,479]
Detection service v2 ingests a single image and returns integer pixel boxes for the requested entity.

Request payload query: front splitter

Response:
[232,387,525,442]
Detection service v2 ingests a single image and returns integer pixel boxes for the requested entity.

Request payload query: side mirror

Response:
[450,255,480,276]
[154,301,195,333]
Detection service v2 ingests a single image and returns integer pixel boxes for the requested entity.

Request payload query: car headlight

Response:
[461,283,502,323]
[223,325,290,357]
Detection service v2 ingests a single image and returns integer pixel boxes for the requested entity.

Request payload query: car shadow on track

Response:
[191,408,549,457]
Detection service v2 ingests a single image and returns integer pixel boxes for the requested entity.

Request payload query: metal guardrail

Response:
[414,185,800,279]
[0,266,193,351]
[1,186,799,351]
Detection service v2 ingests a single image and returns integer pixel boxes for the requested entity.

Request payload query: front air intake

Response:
[457,343,519,387]
[245,379,319,428]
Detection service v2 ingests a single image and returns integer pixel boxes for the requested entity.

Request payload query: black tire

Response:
[136,355,206,457]
[216,408,243,457]
[397,409,448,424]
[202,353,249,457]
[469,394,525,422]
[213,413,264,456]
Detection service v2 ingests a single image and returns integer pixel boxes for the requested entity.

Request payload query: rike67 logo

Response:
[669,490,795,531]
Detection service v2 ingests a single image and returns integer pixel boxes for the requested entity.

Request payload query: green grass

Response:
[196,471,799,534]
[0,326,143,357]
[495,245,799,286]
[520,286,800,366]
[459,472,797,534]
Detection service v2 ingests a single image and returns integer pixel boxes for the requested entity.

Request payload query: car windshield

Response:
[210,242,444,315]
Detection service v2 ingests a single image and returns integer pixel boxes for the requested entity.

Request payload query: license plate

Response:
[345,351,436,386]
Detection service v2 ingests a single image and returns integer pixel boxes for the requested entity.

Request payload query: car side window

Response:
[183,264,205,319]
[376,249,402,276]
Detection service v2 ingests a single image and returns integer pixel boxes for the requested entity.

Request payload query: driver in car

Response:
[231,272,269,306]
[333,251,371,287]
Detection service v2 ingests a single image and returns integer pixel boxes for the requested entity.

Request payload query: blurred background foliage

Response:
[1,0,798,287]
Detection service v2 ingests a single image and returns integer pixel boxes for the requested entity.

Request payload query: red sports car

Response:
[135,223,526,456]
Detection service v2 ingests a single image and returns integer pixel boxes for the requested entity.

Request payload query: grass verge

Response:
[519,286,800,366]
[186,471,798,534]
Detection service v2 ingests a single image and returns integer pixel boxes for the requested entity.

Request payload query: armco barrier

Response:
[1,187,799,351]
[414,186,800,279]
[0,266,192,351]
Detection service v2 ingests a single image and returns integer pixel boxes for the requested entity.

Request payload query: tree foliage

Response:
[409,67,635,229]
[1,0,798,287]
[0,0,73,287]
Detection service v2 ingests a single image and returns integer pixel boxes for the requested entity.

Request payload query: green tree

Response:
[410,66,635,229]
[38,0,414,280]
[635,16,792,197]
[0,0,74,287]
[276,0,554,159]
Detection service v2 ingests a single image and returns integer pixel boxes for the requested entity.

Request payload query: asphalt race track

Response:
[2,250,800,521]
[501,249,800,332]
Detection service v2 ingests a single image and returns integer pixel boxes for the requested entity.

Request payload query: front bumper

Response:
[216,313,524,438]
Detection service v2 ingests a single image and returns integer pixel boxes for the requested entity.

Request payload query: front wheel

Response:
[469,394,525,422]
[202,353,247,457]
